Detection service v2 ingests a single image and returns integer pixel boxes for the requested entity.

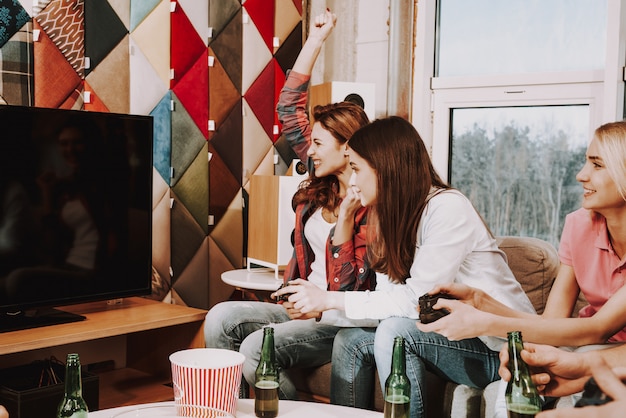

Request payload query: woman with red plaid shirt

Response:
[205,10,379,408]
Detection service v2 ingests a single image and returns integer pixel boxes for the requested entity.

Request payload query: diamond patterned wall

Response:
[0,0,303,309]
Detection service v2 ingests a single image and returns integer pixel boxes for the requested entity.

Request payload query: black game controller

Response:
[275,281,294,302]
[418,292,456,324]
[575,376,613,408]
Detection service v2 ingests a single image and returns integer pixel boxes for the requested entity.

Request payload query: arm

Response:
[327,203,373,291]
[330,185,361,246]
[417,264,578,337]
[464,263,578,319]
[428,282,538,319]
[278,192,488,319]
[292,10,336,76]
[433,278,626,345]
[276,10,337,164]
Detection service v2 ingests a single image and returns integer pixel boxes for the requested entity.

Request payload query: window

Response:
[436,0,607,77]
[412,0,625,247]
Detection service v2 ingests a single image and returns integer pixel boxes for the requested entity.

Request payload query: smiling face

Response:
[576,138,626,215]
[307,121,349,178]
[347,146,377,206]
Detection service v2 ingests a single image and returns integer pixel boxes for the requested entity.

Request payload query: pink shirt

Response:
[559,208,626,342]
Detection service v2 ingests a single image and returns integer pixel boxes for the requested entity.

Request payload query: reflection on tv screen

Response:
[0,106,152,319]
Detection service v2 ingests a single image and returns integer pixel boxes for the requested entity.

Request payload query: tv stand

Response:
[0,297,207,410]
[0,308,86,333]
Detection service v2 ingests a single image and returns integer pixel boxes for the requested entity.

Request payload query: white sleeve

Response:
[345,192,485,319]
[316,309,380,327]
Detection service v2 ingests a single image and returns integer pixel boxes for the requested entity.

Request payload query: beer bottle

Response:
[254,326,279,418]
[383,336,410,418]
[505,331,542,418]
[57,353,89,418]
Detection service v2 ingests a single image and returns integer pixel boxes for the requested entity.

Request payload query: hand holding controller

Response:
[274,281,295,302]
[418,292,456,324]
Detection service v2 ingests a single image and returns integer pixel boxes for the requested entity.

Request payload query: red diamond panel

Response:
[171,4,206,89]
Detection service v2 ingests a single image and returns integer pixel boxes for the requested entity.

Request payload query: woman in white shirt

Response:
[274,116,535,418]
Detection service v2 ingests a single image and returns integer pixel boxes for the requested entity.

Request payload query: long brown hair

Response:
[348,116,450,283]
[292,102,369,212]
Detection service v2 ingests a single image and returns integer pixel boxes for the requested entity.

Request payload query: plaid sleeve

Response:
[326,207,375,291]
[276,70,312,165]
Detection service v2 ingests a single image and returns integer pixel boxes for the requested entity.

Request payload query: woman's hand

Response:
[337,185,362,220]
[281,300,323,320]
[308,9,337,44]
[427,282,482,308]
[416,298,490,340]
[498,342,593,397]
[272,278,343,314]
[536,360,626,417]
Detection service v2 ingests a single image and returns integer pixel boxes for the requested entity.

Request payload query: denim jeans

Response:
[374,317,500,418]
[204,301,290,351]
[204,300,341,400]
[330,327,377,409]
[204,301,291,397]
[239,314,341,400]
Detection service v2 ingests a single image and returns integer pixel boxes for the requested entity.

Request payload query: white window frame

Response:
[411,0,626,181]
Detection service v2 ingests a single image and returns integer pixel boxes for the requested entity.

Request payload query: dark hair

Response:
[292,101,369,212]
[348,116,450,283]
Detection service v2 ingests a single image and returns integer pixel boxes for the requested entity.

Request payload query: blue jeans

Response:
[204,301,341,400]
[330,327,377,409]
[239,313,341,400]
[374,317,500,418]
[204,301,290,351]
[204,301,291,397]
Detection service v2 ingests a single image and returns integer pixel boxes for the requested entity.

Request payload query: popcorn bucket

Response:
[170,348,245,417]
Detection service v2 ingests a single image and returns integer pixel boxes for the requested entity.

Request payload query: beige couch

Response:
[289,236,587,417]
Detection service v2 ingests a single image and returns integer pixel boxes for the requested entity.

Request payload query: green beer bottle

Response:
[383,336,410,418]
[505,331,542,418]
[56,353,88,418]
[255,326,279,418]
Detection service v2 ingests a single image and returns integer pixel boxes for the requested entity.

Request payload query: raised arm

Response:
[276,10,337,165]
[292,9,337,76]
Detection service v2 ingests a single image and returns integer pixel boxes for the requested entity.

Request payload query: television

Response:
[0,105,153,332]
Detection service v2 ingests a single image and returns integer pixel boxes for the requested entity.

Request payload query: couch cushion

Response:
[496,236,559,314]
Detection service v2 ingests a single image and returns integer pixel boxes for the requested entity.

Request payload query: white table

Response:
[221,268,283,291]
[88,399,382,417]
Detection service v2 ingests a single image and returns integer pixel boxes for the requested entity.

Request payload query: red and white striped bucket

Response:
[170,348,245,417]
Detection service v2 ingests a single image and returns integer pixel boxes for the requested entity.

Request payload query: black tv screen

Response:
[0,105,153,331]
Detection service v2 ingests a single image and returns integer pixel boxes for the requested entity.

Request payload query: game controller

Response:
[418,292,456,324]
[275,281,294,302]
[575,376,613,407]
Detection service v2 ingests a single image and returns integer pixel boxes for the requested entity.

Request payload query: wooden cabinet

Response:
[0,297,207,410]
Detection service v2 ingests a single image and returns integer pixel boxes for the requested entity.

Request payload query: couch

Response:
[289,235,587,417]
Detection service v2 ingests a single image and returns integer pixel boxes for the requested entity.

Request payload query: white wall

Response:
[308,0,390,118]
